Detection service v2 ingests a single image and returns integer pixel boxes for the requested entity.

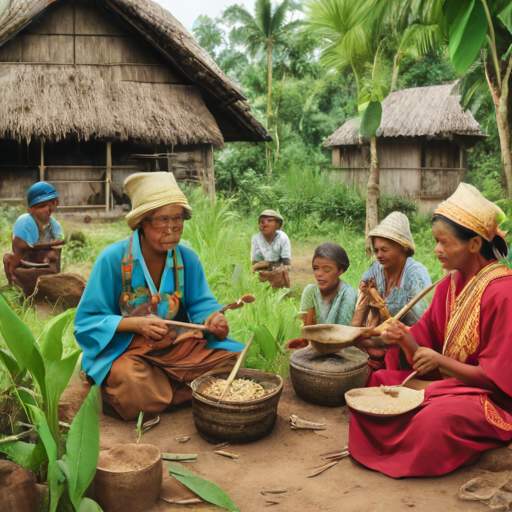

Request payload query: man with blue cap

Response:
[3,182,65,295]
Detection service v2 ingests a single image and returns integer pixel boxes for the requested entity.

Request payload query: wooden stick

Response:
[393,277,444,321]
[161,319,207,331]
[218,334,254,402]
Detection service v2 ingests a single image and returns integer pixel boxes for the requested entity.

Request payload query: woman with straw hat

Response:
[74,172,244,422]
[353,212,432,370]
[350,183,512,478]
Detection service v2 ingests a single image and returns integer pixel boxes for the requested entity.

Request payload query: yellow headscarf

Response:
[434,183,507,250]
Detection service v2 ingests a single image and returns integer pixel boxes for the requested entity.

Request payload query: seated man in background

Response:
[251,210,291,288]
[2,182,65,296]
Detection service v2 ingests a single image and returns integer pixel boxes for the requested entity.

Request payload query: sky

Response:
[154,0,255,31]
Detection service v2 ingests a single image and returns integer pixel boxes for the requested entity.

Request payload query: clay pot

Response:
[94,444,162,512]
[191,368,283,444]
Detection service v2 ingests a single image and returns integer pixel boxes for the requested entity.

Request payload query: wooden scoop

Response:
[219,294,255,313]
[218,334,254,402]
[303,278,443,348]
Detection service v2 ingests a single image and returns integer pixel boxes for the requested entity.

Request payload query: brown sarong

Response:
[102,330,238,421]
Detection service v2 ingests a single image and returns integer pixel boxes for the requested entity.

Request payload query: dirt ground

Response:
[60,377,489,512]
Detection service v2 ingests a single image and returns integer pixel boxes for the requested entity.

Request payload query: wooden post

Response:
[204,144,215,203]
[106,141,112,213]
[39,137,45,182]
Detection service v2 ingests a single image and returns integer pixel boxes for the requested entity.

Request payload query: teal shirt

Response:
[300,281,357,325]
[74,235,244,384]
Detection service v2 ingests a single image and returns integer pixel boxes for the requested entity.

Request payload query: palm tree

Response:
[306,0,445,239]
[224,0,301,129]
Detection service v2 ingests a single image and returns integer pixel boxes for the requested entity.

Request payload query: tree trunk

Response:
[267,43,272,127]
[496,56,512,202]
[365,135,380,256]
[266,42,273,174]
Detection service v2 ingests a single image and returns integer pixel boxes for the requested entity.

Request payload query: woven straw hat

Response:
[435,183,506,243]
[368,212,415,254]
[259,209,283,222]
[124,172,191,230]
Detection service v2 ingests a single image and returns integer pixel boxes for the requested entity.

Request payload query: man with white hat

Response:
[75,172,244,422]
[251,209,292,288]
[3,181,65,295]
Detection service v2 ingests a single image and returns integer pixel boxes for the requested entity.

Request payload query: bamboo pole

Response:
[106,141,112,213]
[39,137,45,182]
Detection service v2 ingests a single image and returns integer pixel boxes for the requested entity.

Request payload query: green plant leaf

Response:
[498,2,512,35]
[66,386,101,510]
[444,0,487,73]
[0,294,46,399]
[77,498,104,512]
[166,463,239,512]
[0,348,22,379]
[0,440,48,473]
[29,405,63,512]
[38,309,75,362]
[360,101,382,138]
[252,325,278,359]
[48,460,66,512]
[28,405,57,462]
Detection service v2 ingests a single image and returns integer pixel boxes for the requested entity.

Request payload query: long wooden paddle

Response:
[218,334,254,402]
[303,277,444,347]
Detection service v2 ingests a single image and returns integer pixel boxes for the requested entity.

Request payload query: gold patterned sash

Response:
[443,263,512,363]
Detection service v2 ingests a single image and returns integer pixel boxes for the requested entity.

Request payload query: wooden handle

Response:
[162,319,207,331]
[218,334,254,401]
[370,277,444,336]
[392,277,444,321]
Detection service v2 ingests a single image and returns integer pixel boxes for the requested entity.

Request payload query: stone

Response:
[32,273,86,310]
[488,491,512,511]
[459,471,511,502]
[0,460,39,512]
[480,448,512,473]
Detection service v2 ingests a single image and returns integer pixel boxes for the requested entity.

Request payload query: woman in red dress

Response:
[350,183,512,478]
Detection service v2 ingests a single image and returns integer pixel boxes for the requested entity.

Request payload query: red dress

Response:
[348,270,512,478]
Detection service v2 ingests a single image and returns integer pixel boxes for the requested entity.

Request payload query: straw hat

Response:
[259,209,283,223]
[435,183,506,243]
[368,212,415,255]
[124,172,191,230]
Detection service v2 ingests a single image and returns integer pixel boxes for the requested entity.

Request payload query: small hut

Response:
[0,0,270,211]
[323,83,485,213]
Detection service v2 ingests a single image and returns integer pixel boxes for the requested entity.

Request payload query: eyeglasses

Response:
[144,214,184,229]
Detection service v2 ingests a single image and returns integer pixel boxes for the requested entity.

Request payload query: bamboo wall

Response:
[330,137,467,213]
[0,0,216,209]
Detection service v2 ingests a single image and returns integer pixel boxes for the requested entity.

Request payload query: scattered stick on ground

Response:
[290,415,326,430]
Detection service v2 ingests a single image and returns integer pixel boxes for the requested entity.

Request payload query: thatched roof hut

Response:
[0,0,270,210]
[323,83,485,213]
[324,83,484,146]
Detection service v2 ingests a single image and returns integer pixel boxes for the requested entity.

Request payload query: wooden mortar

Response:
[94,444,162,512]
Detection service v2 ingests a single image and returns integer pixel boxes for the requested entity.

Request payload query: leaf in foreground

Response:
[0,440,47,473]
[66,386,101,510]
[166,462,239,512]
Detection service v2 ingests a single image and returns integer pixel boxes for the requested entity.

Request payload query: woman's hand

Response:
[354,336,389,358]
[206,313,229,340]
[135,316,169,340]
[381,322,410,345]
[412,347,440,375]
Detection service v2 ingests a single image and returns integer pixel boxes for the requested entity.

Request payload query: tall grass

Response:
[0,171,448,383]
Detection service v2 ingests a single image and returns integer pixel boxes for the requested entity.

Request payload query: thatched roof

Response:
[323,83,484,147]
[0,65,224,145]
[0,0,270,144]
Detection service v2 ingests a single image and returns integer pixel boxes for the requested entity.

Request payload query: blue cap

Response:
[27,182,58,208]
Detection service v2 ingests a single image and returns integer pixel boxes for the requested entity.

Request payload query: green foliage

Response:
[443,0,487,73]
[360,101,382,137]
[166,462,239,512]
